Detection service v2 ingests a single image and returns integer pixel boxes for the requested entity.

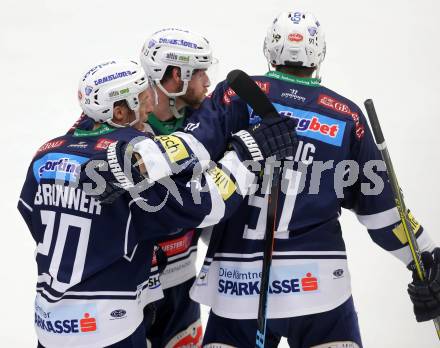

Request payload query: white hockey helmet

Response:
[78,60,150,127]
[140,28,213,98]
[264,11,326,75]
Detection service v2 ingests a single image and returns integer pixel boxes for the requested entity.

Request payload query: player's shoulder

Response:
[33,125,146,160]
[316,84,364,117]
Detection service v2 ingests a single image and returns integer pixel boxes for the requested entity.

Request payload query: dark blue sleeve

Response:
[343,106,435,264]
[129,150,256,240]
[17,165,38,241]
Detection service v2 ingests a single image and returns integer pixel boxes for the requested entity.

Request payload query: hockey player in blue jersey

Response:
[135,10,440,348]
[17,59,298,348]
[139,28,214,347]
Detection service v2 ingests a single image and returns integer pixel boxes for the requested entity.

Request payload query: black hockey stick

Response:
[364,99,440,339]
[227,69,282,348]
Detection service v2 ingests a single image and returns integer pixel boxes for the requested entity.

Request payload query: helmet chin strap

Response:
[168,97,185,119]
[155,80,189,119]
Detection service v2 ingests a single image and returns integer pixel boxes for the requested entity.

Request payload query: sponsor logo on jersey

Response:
[184,122,200,132]
[217,264,319,296]
[36,140,66,155]
[35,303,98,335]
[288,33,303,42]
[206,166,237,200]
[147,274,161,289]
[333,268,344,279]
[33,153,89,183]
[196,265,210,286]
[317,94,365,139]
[68,141,88,149]
[222,81,270,104]
[93,70,132,86]
[158,37,198,49]
[110,309,126,319]
[152,230,195,265]
[94,138,115,151]
[166,319,203,347]
[249,103,346,147]
[392,211,421,244]
[155,135,190,163]
[280,88,306,102]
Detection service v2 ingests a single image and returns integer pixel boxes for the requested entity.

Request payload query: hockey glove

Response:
[229,116,297,162]
[80,140,145,204]
[407,247,440,322]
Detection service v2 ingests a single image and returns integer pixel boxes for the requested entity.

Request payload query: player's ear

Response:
[171,67,182,83]
[112,105,126,123]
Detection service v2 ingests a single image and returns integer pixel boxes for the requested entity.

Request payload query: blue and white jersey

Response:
[17,118,256,347]
[175,70,436,319]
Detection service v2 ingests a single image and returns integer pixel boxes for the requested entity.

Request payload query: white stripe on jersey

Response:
[166,245,198,263]
[19,197,33,212]
[390,231,436,265]
[356,207,400,230]
[173,131,212,171]
[134,138,173,182]
[219,151,256,197]
[212,250,347,259]
[196,172,226,228]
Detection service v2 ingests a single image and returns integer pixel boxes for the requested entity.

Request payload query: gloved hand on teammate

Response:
[229,115,297,162]
[407,247,440,322]
[79,140,147,204]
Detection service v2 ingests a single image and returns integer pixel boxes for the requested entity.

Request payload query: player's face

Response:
[138,88,155,120]
[181,69,210,108]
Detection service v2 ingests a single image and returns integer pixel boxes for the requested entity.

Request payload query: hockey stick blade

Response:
[227,69,281,348]
[226,70,279,120]
[364,98,440,340]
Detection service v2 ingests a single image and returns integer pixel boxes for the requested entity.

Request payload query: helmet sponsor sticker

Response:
[288,33,303,42]
[82,61,116,81]
[158,37,198,49]
[33,153,89,183]
[308,27,318,36]
[249,103,346,147]
[218,263,319,296]
[35,302,98,335]
[94,70,132,86]
[84,86,93,96]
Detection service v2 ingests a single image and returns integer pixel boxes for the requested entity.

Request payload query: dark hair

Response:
[275,65,316,78]
[161,65,180,83]
[113,99,129,108]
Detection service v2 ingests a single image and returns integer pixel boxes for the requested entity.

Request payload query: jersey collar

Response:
[147,112,185,135]
[265,71,320,87]
[73,123,116,137]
